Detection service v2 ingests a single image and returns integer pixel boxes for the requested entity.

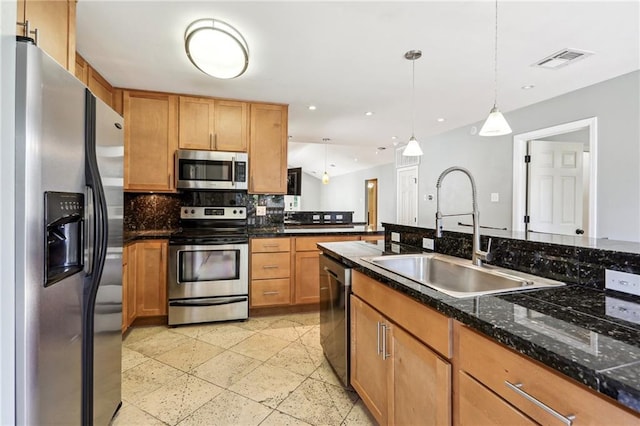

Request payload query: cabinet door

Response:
[135,241,168,317]
[249,103,288,194]
[124,91,178,192]
[178,96,214,150]
[458,371,535,426]
[88,67,114,108]
[390,325,451,426]
[351,296,388,425]
[214,100,248,152]
[22,0,75,72]
[75,53,89,85]
[294,251,321,304]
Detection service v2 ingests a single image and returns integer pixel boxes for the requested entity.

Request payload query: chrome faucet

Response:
[435,166,493,266]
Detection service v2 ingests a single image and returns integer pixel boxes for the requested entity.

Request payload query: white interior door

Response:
[396,166,418,226]
[528,140,585,236]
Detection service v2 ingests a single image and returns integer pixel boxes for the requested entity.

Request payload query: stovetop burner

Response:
[170,205,248,245]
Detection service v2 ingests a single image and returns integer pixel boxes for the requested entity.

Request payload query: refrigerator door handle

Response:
[85,186,95,275]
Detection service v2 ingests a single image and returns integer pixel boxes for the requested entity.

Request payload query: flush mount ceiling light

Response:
[403,50,424,156]
[479,0,512,136]
[184,18,249,79]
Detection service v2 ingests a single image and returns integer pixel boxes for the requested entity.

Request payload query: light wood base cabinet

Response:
[250,238,292,308]
[455,322,640,425]
[133,240,168,318]
[122,244,137,333]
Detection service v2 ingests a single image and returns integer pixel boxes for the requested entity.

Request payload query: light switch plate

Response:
[391,243,400,253]
[491,192,499,202]
[423,238,434,250]
[391,232,400,242]
[605,269,640,297]
[256,206,267,216]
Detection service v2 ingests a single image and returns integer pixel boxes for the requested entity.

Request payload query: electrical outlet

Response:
[606,297,640,325]
[256,206,267,216]
[605,269,640,297]
[423,237,434,250]
[391,243,400,253]
[491,192,499,202]
[391,232,400,242]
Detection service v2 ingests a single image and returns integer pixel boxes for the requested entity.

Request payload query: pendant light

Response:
[322,138,330,184]
[479,0,512,136]
[403,50,424,156]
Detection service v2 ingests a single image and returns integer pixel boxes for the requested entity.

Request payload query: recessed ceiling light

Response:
[365,111,374,116]
[521,85,535,90]
[437,118,445,122]
[308,105,317,110]
[354,158,358,162]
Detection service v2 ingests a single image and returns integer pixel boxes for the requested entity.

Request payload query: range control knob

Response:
[184,209,189,214]
[191,209,195,214]
[233,209,238,214]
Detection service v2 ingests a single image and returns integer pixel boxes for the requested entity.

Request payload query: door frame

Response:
[512,117,598,236]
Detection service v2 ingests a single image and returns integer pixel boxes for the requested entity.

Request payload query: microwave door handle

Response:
[231,156,236,187]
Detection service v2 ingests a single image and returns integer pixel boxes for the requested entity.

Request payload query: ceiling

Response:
[76,1,640,178]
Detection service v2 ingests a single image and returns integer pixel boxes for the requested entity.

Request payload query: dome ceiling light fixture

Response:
[479,0,512,136]
[403,50,424,156]
[184,18,249,79]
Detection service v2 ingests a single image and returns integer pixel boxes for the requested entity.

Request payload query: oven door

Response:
[168,243,248,299]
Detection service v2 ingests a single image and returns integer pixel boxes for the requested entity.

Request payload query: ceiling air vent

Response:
[533,48,594,70]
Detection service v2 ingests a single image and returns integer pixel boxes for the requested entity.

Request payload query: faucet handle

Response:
[484,238,494,262]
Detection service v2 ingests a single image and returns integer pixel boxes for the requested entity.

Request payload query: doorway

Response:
[396,166,418,226]
[512,117,597,237]
[365,178,378,231]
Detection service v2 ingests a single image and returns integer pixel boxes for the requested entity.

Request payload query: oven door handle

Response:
[169,296,248,307]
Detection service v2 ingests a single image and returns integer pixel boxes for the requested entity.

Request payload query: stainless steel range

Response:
[168,197,249,326]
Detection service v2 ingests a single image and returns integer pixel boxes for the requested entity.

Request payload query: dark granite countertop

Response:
[318,240,640,414]
[123,229,174,244]
[249,225,384,238]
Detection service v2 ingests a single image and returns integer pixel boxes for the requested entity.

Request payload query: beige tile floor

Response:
[112,312,377,426]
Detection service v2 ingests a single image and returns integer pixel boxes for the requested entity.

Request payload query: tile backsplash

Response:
[124,193,181,231]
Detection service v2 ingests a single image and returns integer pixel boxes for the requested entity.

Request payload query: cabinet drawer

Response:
[352,271,451,358]
[251,237,290,253]
[456,323,640,425]
[295,235,359,251]
[251,252,290,279]
[250,279,290,307]
[458,371,535,426]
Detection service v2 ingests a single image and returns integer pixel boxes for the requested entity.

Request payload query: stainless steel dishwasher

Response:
[319,253,352,388]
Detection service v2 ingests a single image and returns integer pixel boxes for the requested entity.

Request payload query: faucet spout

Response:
[435,166,492,266]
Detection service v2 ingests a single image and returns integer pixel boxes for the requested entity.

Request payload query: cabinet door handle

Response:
[376,321,381,355]
[262,291,279,295]
[262,265,279,269]
[17,20,39,45]
[505,381,576,425]
[381,323,390,360]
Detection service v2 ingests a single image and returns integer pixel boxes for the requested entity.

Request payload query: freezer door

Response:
[14,40,86,425]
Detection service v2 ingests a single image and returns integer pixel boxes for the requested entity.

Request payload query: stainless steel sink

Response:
[360,253,565,298]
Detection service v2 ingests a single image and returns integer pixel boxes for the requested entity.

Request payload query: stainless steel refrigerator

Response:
[14,38,123,425]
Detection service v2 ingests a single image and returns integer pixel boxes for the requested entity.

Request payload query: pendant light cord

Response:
[411,58,416,136]
[493,0,499,108]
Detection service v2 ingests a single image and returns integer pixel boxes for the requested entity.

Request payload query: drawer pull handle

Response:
[262,265,279,269]
[505,381,576,425]
[262,244,280,248]
[263,291,279,295]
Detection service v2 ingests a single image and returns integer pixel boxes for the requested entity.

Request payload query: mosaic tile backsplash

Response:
[123,193,181,231]
[382,222,640,290]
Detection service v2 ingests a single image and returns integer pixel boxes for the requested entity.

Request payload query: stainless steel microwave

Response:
[175,150,248,190]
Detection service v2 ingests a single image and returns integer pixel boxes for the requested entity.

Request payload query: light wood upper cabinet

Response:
[87,66,114,108]
[178,96,248,152]
[75,53,89,85]
[249,103,288,194]
[18,0,76,73]
[123,91,178,192]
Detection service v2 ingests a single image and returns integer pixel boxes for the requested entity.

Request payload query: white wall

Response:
[1,1,17,423]
[300,171,321,211]
[318,163,395,226]
[414,70,640,242]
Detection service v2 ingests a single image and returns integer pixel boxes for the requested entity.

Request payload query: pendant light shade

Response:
[403,136,423,156]
[185,18,249,79]
[479,106,512,136]
[403,50,424,156]
[480,0,512,137]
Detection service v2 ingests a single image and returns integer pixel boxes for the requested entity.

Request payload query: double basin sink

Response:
[360,253,564,298]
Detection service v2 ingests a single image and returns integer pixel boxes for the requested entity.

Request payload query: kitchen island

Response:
[319,239,640,423]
